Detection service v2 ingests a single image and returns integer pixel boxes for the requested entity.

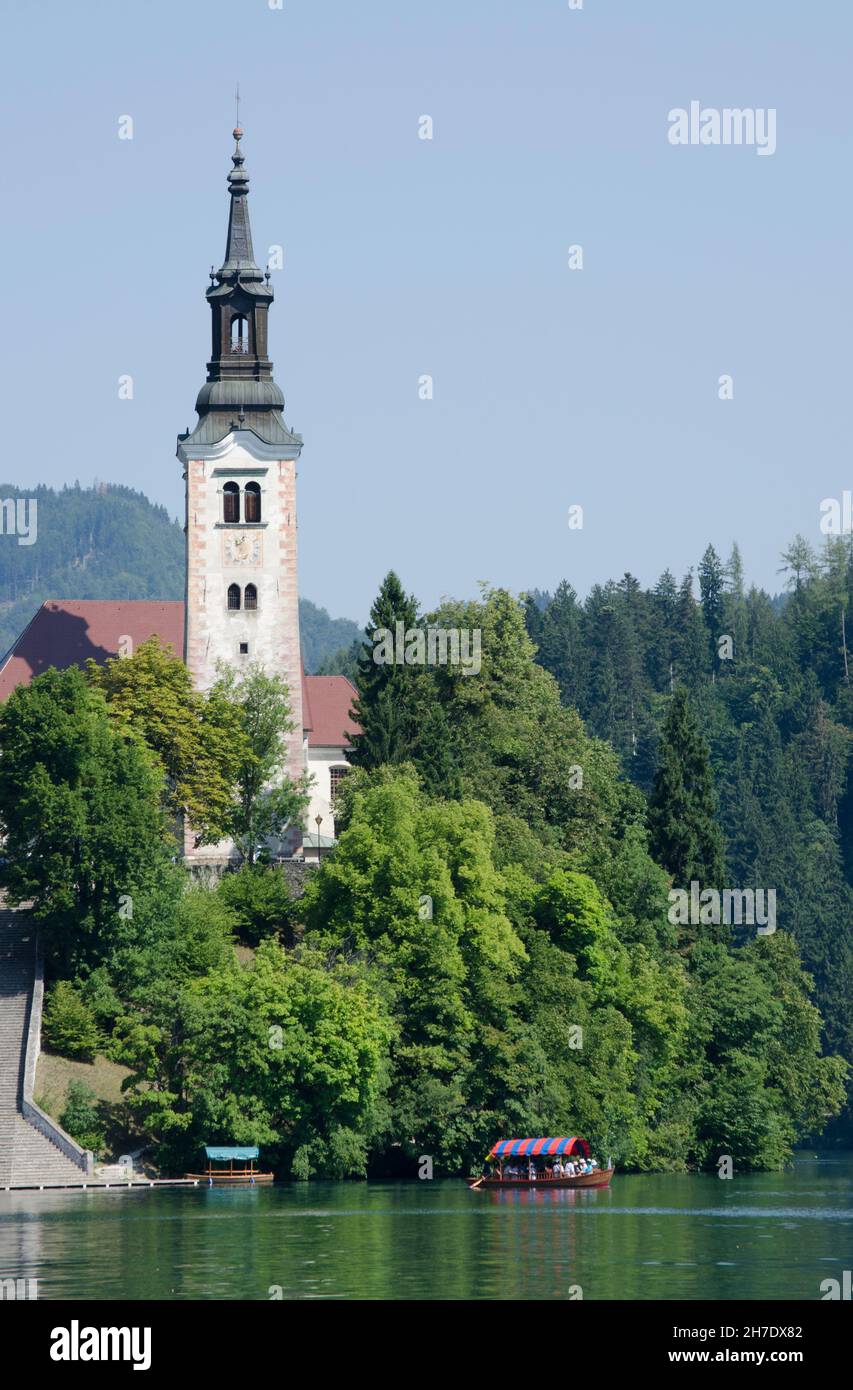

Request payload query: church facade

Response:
[0,128,357,861]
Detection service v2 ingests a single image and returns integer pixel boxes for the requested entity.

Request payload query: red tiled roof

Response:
[0,600,185,702]
[0,600,362,749]
[303,675,359,749]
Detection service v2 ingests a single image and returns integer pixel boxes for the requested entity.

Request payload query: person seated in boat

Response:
[528,1160,536,1181]
[565,1159,576,1176]
[553,1157,563,1176]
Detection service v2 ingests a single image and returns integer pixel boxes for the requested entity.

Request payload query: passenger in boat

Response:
[553,1157,563,1176]
[528,1160,536,1181]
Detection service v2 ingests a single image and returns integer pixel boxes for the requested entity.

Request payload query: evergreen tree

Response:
[647,686,726,937]
[349,571,421,769]
[673,572,711,689]
[698,544,726,668]
[648,569,679,692]
[411,702,462,800]
[536,580,584,710]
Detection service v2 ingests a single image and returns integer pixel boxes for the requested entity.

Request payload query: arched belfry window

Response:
[223,481,239,523]
[227,583,241,611]
[245,481,261,523]
[244,583,258,611]
[230,315,249,354]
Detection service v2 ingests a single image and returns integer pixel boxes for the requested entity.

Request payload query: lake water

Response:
[1,1153,850,1300]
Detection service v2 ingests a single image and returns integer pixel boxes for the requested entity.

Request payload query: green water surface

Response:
[1,1153,850,1300]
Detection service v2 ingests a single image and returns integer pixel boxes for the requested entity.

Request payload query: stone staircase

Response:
[0,909,91,1187]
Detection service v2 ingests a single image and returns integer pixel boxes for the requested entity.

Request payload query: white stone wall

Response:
[181,430,304,860]
[305,745,351,842]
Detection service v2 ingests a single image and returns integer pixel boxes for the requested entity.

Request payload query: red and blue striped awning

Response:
[489,1137,590,1159]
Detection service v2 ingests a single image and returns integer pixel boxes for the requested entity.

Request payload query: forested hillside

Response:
[0,483,184,655]
[0,482,360,669]
[525,539,853,1138]
[299,600,361,674]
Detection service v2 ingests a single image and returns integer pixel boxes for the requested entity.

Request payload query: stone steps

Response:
[0,908,90,1187]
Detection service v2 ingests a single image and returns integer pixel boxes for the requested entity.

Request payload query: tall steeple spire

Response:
[221,126,259,275]
[180,126,300,450]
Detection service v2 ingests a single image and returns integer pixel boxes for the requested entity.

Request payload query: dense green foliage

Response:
[43,981,103,1061]
[211,664,310,863]
[526,538,853,1137]
[60,1081,106,1156]
[215,864,296,946]
[297,576,846,1172]
[0,666,172,972]
[89,638,245,844]
[2,525,848,1176]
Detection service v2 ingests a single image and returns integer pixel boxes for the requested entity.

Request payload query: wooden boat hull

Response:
[467,1167,614,1190]
[184,1172,275,1185]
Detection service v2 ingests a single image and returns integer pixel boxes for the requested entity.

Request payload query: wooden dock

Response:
[2,1178,202,1192]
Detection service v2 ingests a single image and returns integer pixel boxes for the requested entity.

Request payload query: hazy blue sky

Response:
[2,0,850,622]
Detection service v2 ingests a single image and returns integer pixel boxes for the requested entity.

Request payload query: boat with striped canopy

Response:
[466,1137,614,1189]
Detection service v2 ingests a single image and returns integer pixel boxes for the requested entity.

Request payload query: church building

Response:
[0,128,357,860]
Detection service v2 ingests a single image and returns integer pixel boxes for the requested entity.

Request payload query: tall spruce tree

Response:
[536,580,585,710]
[647,686,726,930]
[648,569,679,692]
[673,571,711,689]
[698,544,726,669]
[349,571,421,769]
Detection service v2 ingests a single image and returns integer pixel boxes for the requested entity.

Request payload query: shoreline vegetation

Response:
[1,541,851,1180]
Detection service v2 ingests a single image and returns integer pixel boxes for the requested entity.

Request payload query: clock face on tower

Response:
[223,532,262,566]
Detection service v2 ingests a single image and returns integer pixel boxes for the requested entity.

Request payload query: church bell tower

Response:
[177,126,304,855]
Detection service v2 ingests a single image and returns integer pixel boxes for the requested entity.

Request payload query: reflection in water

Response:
[0,1155,849,1301]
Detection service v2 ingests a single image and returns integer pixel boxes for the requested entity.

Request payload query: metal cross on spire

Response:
[235,83,241,130]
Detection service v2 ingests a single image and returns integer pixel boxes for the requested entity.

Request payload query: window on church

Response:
[227,583,241,611]
[244,481,261,523]
[223,482,240,523]
[329,765,350,804]
[244,583,258,611]
[230,315,249,354]
[239,642,249,655]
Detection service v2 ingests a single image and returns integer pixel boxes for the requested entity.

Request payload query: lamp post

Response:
[315,814,323,863]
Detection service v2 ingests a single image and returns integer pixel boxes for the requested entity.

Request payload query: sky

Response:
[2,0,851,624]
